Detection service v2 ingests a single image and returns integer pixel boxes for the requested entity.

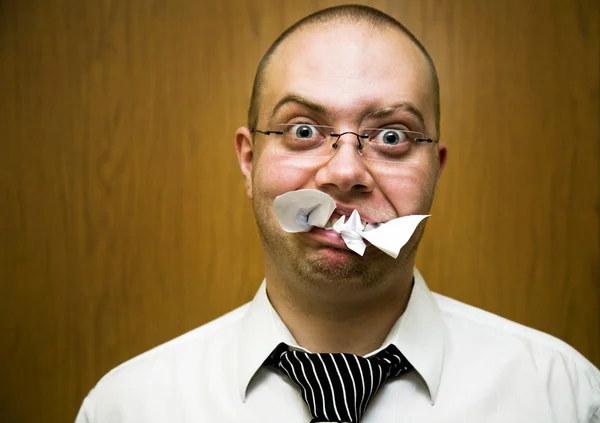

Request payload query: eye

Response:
[377,129,407,145]
[291,124,317,139]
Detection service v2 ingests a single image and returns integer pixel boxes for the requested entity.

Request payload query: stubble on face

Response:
[251,175,430,292]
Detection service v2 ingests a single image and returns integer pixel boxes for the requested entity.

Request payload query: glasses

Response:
[250,124,434,164]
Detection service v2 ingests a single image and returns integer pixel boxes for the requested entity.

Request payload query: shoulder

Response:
[105,301,250,376]
[78,302,251,417]
[431,293,600,419]
[433,291,600,384]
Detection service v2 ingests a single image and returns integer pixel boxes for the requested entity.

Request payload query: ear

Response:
[235,127,255,199]
[435,142,448,187]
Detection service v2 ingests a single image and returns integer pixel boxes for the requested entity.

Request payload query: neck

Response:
[265,261,414,356]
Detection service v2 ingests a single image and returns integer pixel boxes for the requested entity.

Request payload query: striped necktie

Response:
[266,342,414,422]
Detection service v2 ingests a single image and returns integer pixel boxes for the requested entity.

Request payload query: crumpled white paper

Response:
[273,189,429,258]
[272,189,336,233]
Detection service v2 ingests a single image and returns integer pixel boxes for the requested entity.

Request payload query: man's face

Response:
[237,24,446,286]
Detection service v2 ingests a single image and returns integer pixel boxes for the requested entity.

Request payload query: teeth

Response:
[322,213,381,231]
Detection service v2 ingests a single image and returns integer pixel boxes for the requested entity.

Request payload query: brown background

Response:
[0,0,598,422]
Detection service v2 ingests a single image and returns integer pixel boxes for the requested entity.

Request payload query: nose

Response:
[314,133,375,194]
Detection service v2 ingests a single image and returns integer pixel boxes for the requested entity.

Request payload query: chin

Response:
[290,248,390,289]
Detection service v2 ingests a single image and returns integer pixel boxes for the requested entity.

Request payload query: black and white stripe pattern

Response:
[267,343,413,422]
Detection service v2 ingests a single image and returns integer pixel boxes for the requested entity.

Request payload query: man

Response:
[76,5,599,422]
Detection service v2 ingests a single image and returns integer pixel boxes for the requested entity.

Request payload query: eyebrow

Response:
[363,102,426,129]
[269,94,426,129]
[269,94,326,120]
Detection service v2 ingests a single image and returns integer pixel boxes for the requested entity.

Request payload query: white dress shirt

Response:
[76,269,600,422]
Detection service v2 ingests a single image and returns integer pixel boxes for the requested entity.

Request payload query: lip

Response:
[305,225,374,251]
[305,227,352,250]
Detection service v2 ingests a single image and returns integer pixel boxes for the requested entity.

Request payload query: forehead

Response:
[261,23,434,127]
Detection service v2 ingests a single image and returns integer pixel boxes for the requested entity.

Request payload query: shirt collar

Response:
[379,268,446,404]
[237,268,446,405]
[237,281,297,403]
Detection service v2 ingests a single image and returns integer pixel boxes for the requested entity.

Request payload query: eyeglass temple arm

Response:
[250,129,284,135]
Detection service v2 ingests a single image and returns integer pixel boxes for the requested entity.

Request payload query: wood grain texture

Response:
[0,1,597,422]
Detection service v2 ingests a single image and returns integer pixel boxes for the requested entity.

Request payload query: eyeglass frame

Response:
[249,125,435,161]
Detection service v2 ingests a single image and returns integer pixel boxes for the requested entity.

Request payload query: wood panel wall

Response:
[0,1,597,422]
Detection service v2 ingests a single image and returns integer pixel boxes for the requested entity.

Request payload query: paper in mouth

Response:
[273,189,429,258]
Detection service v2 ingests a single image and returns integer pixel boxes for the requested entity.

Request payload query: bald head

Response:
[247,5,440,137]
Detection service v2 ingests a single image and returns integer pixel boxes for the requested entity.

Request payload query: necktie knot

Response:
[267,343,413,422]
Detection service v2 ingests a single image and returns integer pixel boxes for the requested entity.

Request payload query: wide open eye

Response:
[377,129,408,145]
[291,124,318,139]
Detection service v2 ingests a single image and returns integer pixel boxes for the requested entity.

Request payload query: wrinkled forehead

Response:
[261,23,435,131]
